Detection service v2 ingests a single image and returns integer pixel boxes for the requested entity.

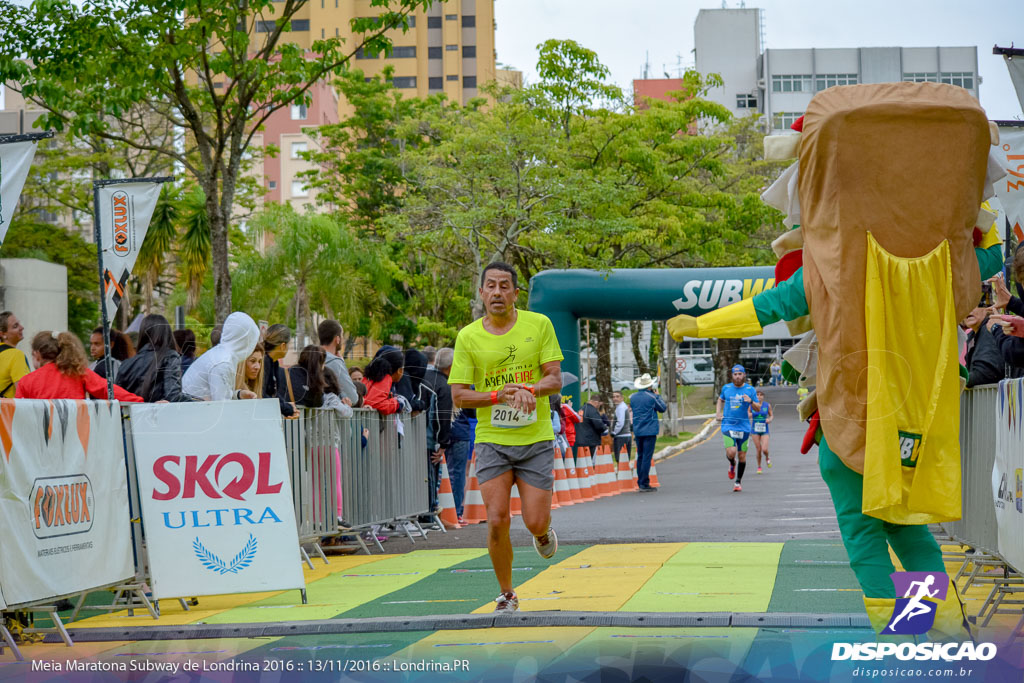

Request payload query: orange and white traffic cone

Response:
[616,449,635,492]
[576,447,596,502]
[510,483,522,516]
[553,447,573,507]
[462,454,486,524]
[595,445,617,498]
[649,460,661,489]
[437,457,461,528]
[565,448,583,503]
[631,455,639,489]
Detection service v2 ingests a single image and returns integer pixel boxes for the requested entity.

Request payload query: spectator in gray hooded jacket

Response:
[318,319,359,405]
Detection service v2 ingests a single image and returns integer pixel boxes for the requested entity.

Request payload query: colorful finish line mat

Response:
[2,541,1023,682]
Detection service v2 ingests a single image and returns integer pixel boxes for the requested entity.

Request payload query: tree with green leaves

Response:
[233,204,389,347]
[0,0,434,324]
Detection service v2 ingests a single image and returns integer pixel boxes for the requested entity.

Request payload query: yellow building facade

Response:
[261,0,496,116]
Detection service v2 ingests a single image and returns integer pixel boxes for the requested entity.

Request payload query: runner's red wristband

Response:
[490,390,499,405]
[525,385,536,396]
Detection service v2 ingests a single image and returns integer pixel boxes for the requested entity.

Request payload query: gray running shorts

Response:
[474,440,554,491]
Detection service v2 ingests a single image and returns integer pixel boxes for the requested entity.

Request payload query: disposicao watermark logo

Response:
[831,571,999,663]
[885,571,947,635]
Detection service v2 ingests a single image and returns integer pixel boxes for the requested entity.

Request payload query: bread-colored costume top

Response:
[800,82,991,476]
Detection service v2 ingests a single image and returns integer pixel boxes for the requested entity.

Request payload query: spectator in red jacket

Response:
[17,331,142,402]
[361,346,408,415]
[560,399,582,454]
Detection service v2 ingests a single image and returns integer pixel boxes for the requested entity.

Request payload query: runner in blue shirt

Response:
[749,389,773,474]
[716,364,761,492]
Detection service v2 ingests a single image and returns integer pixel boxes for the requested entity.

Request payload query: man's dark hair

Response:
[318,319,343,346]
[210,324,223,348]
[480,262,518,289]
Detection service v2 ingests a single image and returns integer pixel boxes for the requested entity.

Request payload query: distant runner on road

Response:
[717,365,761,493]
[449,262,564,613]
[750,389,773,473]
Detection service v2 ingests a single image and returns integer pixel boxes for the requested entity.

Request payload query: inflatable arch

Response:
[527,267,776,405]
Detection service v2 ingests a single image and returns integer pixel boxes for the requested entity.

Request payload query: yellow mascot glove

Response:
[668,298,764,341]
[667,314,699,341]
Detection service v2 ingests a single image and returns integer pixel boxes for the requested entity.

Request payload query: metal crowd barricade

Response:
[941,384,1024,633]
[943,384,1001,557]
[282,408,343,567]
[282,408,430,555]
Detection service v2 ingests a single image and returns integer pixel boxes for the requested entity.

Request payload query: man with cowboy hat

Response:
[630,372,666,492]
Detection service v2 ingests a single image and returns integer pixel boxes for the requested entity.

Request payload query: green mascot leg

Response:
[818,438,968,639]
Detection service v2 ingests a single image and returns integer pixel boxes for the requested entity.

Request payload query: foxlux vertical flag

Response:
[994,127,1024,244]
[0,137,44,246]
[95,181,164,314]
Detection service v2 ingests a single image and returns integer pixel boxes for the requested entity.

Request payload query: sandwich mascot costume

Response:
[668,82,1006,639]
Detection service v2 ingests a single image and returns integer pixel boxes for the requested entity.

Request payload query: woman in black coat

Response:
[116,314,194,402]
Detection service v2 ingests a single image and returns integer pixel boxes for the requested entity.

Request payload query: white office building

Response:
[694,7,980,131]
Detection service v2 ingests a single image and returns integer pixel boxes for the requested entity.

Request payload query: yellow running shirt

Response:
[449,309,564,446]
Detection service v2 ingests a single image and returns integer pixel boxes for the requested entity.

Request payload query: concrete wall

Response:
[0,258,69,356]
[694,8,761,118]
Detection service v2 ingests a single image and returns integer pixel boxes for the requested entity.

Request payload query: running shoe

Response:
[766,457,772,468]
[733,483,742,492]
[533,527,558,559]
[457,516,466,525]
[728,465,735,480]
[757,467,763,474]
[494,591,519,613]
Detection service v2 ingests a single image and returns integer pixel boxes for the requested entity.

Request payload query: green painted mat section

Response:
[621,542,783,612]
[203,548,487,624]
[766,540,863,613]
[340,545,588,619]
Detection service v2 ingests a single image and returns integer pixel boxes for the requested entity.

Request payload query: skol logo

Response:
[31,474,95,539]
[152,452,282,501]
[111,190,131,255]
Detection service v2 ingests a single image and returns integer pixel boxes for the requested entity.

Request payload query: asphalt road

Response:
[382,385,841,552]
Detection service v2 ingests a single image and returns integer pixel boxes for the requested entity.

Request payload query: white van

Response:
[677,355,713,385]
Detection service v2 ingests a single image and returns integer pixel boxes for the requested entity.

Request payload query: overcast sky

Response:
[494,0,1024,120]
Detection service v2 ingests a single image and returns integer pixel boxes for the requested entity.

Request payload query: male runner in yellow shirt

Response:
[450,262,563,613]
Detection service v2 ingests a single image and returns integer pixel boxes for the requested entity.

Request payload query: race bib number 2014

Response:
[491,405,538,428]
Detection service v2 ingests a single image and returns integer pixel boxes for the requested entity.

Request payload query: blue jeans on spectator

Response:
[427,450,441,514]
[635,435,657,489]
[447,440,471,518]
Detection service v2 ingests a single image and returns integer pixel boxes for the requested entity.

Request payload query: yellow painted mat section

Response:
[621,542,783,612]
[472,543,683,614]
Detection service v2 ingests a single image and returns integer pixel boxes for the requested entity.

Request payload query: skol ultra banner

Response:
[993,377,1024,575]
[0,399,133,607]
[129,400,304,599]
[94,179,166,315]
[995,127,1024,244]
[0,134,49,246]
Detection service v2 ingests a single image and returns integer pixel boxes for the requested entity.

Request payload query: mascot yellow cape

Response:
[669,82,1006,639]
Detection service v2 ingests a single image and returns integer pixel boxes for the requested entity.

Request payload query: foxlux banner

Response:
[0,399,133,608]
[95,180,165,314]
[130,400,304,599]
[0,137,42,246]
[993,377,1024,575]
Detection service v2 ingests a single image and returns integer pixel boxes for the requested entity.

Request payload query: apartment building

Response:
[692,7,979,131]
